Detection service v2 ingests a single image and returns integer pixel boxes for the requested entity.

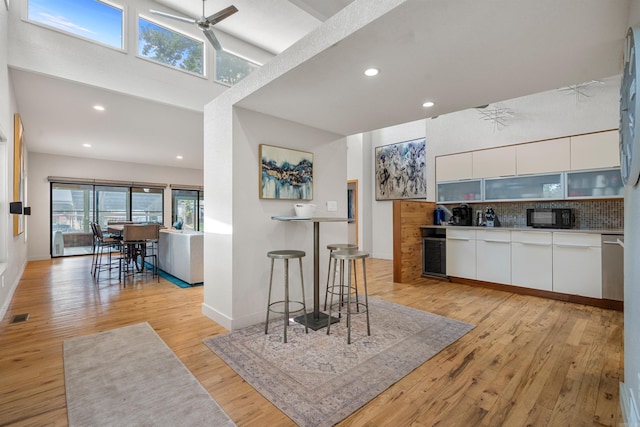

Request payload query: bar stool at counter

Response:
[326,249,371,344]
[265,250,308,343]
[323,243,358,310]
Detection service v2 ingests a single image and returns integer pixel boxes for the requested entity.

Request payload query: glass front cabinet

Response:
[484,173,563,201]
[437,168,623,203]
[566,168,624,199]
[437,180,482,203]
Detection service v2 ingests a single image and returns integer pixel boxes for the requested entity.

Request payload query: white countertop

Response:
[420,225,623,234]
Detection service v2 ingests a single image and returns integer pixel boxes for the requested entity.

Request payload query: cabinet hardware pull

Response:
[518,242,549,246]
[553,244,593,248]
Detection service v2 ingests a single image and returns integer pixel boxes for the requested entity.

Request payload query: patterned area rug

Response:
[64,323,235,427]
[203,298,474,427]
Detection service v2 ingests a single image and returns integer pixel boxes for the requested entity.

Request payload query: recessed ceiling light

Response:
[93,105,105,111]
[422,101,435,108]
[83,143,91,148]
[364,68,379,77]
[176,155,183,160]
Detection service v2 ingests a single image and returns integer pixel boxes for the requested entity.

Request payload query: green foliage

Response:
[139,24,203,75]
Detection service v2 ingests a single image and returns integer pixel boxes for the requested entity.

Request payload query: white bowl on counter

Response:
[294,203,315,218]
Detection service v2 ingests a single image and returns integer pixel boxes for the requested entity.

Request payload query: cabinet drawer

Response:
[552,232,601,247]
[446,228,476,240]
[511,230,552,245]
[476,229,510,242]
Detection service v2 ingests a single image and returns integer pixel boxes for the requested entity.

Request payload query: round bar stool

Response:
[265,250,308,343]
[326,249,370,344]
[323,243,358,310]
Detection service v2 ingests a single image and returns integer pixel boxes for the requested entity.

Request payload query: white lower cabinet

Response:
[476,229,511,284]
[552,232,602,298]
[446,229,476,279]
[511,231,553,291]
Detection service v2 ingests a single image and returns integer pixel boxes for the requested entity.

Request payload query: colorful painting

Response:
[259,144,313,200]
[375,138,426,200]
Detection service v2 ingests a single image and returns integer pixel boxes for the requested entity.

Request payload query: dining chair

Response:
[119,224,160,285]
[91,222,120,280]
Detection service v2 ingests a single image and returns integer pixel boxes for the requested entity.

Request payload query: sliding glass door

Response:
[50,182,165,257]
[51,183,94,256]
[171,189,203,231]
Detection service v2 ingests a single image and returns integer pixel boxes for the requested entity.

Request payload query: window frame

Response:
[25,0,126,52]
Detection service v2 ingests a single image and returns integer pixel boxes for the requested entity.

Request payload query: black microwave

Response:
[526,208,574,229]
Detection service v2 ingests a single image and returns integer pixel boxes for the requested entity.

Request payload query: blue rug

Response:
[144,262,203,288]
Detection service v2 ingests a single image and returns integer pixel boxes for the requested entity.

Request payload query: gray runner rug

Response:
[203,298,474,427]
[64,322,235,427]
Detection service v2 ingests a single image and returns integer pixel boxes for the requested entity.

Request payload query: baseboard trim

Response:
[448,276,623,311]
[620,382,639,426]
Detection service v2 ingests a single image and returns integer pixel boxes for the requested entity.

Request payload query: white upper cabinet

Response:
[472,146,516,178]
[516,138,571,175]
[436,152,473,181]
[570,130,620,170]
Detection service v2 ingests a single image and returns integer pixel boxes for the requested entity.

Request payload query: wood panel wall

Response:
[392,200,436,283]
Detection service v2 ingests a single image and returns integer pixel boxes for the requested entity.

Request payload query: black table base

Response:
[294,312,339,331]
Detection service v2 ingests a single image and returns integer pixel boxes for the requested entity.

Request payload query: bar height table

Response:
[271,216,350,330]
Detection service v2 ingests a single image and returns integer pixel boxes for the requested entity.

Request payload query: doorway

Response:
[347,180,358,246]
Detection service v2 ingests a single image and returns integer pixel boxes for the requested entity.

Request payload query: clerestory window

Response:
[27,0,124,49]
[138,17,205,76]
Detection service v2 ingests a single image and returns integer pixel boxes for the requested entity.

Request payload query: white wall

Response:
[367,119,427,260]
[202,106,347,330]
[27,152,203,260]
[347,133,363,249]
[622,2,640,423]
[0,4,28,322]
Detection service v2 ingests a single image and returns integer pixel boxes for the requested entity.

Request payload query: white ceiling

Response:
[12,0,631,170]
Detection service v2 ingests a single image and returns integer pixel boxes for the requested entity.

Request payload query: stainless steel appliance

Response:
[422,228,446,278]
[602,234,624,301]
[526,208,574,229]
[451,204,472,226]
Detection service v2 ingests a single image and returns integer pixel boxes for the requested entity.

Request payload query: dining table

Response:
[271,216,350,330]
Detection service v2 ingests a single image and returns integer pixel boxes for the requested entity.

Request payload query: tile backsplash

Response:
[443,199,623,229]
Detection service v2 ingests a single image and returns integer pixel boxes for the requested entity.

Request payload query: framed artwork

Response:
[13,114,25,236]
[259,144,313,200]
[375,137,426,201]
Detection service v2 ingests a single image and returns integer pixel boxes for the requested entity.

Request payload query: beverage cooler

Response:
[422,227,447,278]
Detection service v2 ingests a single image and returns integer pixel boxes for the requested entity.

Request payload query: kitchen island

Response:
[158,229,204,285]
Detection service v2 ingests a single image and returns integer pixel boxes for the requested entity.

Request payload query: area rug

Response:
[203,298,474,427]
[64,322,235,427]
[144,262,203,288]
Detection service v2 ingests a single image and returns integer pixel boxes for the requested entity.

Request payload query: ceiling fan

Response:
[150,1,238,51]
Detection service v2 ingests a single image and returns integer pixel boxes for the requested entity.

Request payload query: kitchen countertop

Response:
[420,225,624,234]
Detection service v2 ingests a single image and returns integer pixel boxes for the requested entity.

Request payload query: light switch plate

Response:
[327,201,338,212]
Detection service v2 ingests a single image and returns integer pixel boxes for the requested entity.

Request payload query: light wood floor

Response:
[0,256,623,426]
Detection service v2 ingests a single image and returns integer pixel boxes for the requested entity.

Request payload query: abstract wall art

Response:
[13,114,25,235]
[375,137,426,200]
[259,144,313,200]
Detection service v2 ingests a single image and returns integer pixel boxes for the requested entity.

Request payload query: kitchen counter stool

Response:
[323,243,358,310]
[265,250,308,343]
[326,249,371,344]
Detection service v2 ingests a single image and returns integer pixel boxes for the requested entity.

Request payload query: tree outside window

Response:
[138,17,204,75]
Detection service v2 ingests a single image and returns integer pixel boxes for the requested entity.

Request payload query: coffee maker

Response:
[450,204,472,226]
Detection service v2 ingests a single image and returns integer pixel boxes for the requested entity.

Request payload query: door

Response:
[347,180,358,246]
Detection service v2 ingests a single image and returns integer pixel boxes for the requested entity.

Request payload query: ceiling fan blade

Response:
[202,28,222,51]
[205,5,238,25]
[149,9,197,24]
